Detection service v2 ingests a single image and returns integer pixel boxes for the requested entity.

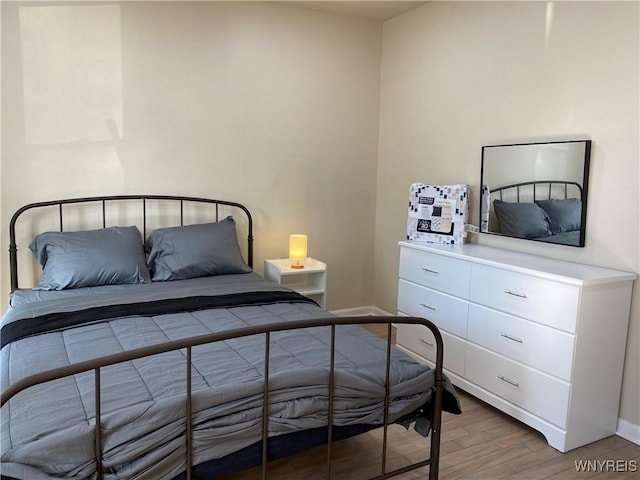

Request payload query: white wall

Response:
[1,1,383,309]
[376,1,639,428]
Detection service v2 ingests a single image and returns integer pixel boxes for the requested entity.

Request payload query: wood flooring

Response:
[359,323,397,345]
[223,389,639,480]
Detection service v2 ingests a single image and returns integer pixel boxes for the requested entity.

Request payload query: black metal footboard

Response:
[1,315,445,480]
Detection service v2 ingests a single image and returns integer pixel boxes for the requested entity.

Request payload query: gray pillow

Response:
[535,198,582,234]
[493,200,552,239]
[145,216,252,281]
[30,226,151,290]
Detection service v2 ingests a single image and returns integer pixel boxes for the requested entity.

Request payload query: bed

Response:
[487,180,584,246]
[1,195,461,480]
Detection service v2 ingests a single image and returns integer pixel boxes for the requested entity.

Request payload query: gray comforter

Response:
[1,273,459,480]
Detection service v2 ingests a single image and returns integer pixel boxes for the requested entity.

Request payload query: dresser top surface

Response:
[398,241,637,286]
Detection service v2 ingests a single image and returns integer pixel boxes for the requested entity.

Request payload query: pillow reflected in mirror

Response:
[535,198,582,234]
[493,200,552,239]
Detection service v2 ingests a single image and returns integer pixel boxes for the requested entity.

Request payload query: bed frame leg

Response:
[428,375,445,480]
[95,368,103,480]
[186,346,193,480]
[326,325,336,479]
[262,332,271,480]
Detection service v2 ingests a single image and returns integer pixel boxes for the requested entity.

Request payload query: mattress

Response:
[1,273,460,480]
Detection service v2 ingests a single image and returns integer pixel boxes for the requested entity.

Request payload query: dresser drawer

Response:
[399,247,471,298]
[467,304,575,381]
[465,344,570,428]
[469,264,580,332]
[398,279,469,338]
[396,323,466,376]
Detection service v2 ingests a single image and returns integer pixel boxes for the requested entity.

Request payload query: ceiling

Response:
[279,1,429,22]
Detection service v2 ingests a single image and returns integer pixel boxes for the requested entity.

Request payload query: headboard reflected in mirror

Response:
[480,139,591,247]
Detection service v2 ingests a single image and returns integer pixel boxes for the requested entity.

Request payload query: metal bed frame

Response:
[489,180,586,245]
[9,195,254,292]
[491,180,583,203]
[2,195,447,480]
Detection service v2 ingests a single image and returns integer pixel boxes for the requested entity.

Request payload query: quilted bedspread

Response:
[1,273,460,480]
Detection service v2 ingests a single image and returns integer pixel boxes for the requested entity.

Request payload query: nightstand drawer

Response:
[467,304,574,381]
[398,279,468,338]
[396,324,465,376]
[465,344,570,428]
[469,264,580,333]
[399,247,471,298]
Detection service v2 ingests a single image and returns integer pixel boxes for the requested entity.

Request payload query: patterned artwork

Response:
[407,184,469,245]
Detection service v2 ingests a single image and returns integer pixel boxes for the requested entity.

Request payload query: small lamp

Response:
[289,234,307,269]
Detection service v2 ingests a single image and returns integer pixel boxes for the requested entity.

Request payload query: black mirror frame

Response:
[480,139,592,247]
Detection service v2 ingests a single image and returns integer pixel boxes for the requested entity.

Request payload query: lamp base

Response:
[290,263,304,269]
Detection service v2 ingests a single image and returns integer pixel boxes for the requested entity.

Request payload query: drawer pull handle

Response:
[500,333,523,344]
[504,289,527,299]
[498,375,520,388]
[422,268,439,275]
[419,338,435,348]
[420,303,436,311]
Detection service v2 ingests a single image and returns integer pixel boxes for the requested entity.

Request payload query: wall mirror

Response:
[480,139,591,247]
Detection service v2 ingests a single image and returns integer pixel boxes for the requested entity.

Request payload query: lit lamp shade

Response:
[289,234,307,269]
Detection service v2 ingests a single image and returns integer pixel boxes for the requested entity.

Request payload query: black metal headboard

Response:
[492,180,583,202]
[9,195,254,292]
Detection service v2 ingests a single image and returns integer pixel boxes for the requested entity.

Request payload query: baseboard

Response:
[617,418,640,445]
[330,305,392,317]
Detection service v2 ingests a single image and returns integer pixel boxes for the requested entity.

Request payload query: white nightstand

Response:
[263,258,327,308]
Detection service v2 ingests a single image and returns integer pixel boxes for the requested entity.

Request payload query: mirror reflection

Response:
[480,140,591,247]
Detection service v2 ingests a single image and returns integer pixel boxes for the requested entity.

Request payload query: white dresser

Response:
[396,241,636,452]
